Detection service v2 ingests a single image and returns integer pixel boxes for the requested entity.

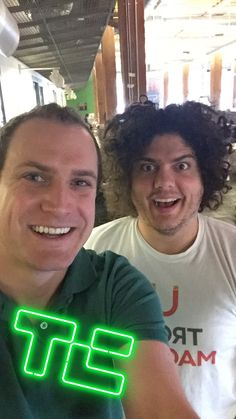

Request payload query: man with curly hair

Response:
[86,101,236,419]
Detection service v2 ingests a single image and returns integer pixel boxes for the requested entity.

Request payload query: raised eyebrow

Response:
[137,155,195,164]
[138,157,157,163]
[173,154,196,163]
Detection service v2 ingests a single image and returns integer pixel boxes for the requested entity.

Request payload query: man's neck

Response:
[137,216,199,255]
[0,262,66,308]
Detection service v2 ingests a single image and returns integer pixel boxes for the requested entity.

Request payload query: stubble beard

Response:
[151,203,201,236]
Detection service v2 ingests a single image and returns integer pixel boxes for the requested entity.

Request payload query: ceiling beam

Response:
[16,11,109,29]
[8,0,76,13]
[20,28,100,41]
[15,43,98,57]
[18,36,100,50]
[16,48,97,61]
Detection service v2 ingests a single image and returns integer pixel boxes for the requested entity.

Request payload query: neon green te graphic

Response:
[13,308,135,397]
[62,328,134,396]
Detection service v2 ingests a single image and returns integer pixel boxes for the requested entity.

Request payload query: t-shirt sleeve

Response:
[100,251,168,345]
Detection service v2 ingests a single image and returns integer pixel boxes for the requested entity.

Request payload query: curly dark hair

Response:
[0,102,102,190]
[102,101,231,218]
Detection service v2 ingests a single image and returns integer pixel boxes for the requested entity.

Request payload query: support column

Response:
[101,25,117,121]
[182,63,189,102]
[94,52,106,125]
[118,0,146,106]
[163,71,169,107]
[210,52,222,110]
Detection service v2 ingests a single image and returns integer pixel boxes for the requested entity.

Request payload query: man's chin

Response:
[29,254,77,273]
[153,219,187,236]
[154,213,198,237]
[155,225,179,236]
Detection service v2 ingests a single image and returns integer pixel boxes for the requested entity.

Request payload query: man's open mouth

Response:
[152,198,180,208]
[31,226,72,235]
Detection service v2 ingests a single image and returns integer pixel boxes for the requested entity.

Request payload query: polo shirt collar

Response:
[48,248,98,310]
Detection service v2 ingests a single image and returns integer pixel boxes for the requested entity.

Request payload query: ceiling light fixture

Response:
[25,10,32,19]
[55,1,73,16]
[49,69,65,88]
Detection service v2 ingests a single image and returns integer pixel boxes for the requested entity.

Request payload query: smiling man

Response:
[130,132,204,254]
[0,115,97,298]
[85,101,236,419]
[0,103,199,419]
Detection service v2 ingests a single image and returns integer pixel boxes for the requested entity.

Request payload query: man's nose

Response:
[40,182,72,215]
[153,167,175,189]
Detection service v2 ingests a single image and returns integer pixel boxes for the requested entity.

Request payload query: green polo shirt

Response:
[0,249,167,418]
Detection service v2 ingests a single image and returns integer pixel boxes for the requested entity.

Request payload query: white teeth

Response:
[153,198,178,203]
[32,226,71,235]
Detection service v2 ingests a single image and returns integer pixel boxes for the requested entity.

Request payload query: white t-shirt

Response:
[85,214,236,419]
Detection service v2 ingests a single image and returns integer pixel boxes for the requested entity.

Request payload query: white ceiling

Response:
[145,0,236,65]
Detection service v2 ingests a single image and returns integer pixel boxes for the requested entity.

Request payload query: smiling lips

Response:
[32,225,71,235]
[152,198,181,208]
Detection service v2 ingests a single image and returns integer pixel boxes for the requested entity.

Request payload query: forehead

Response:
[6,118,98,168]
[10,117,93,146]
[144,133,194,156]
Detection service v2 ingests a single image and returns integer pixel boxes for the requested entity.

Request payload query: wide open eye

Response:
[140,162,156,173]
[176,162,190,171]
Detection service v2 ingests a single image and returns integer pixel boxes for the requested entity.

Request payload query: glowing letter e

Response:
[62,328,135,396]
